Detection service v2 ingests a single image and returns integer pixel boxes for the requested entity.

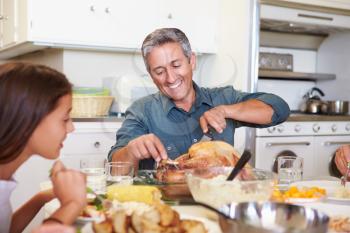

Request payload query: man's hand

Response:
[126,133,167,162]
[335,145,350,176]
[200,105,227,134]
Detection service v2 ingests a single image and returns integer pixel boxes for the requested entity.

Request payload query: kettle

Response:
[300,87,328,114]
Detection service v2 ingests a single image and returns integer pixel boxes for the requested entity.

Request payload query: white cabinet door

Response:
[157,0,218,53]
[29,0,102,45]
[102,0,160,49]
[61,132,116,156]
[0,0,17,47]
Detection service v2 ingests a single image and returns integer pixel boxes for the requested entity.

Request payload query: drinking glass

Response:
[277,156,303,189]
[105,162,134,186]
[80,157,107,194]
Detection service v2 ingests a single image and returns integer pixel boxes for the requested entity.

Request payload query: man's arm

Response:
[200,89,290,134]
[224,99,274,124]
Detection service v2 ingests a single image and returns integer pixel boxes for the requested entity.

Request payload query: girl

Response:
[0,62,86,233]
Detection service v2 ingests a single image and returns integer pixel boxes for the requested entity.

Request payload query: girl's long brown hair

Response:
[0,62,72,164]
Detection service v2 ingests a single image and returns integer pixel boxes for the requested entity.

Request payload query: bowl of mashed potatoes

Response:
[185,166,277,208]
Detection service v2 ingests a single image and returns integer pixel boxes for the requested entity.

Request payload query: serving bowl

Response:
[219,202,329,233]
[185,167,277,208]
[134,170,192,200]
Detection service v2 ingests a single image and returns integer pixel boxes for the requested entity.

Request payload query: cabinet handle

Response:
[323,141,350,146]
[105,7,110,13]
[167,13,173,19]
[266,142,310,147]
[0,15,8,20]
[94,141,101,148]
[297,13,333,21]
[90,5,95,12]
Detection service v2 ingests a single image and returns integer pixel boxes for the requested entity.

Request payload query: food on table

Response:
[187,167,275,208]
[334,186,350,199]
[92,201,207,233]
[106,185,162,205]
[329,216,350,232]
[156,141,246,183]
[271,186,326,202]
[81,205,105,219]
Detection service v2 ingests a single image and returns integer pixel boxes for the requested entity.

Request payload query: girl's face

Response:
[26,94,74,159]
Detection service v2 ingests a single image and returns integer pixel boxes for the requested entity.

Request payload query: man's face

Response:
[146,42,196,106]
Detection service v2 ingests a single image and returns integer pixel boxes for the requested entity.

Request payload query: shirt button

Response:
[167,146,172,151]
[193,138,198,143]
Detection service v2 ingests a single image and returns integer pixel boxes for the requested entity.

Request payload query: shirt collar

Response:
[159,81,213,115]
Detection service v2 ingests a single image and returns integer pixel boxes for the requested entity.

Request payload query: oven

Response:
[255,120,350,178]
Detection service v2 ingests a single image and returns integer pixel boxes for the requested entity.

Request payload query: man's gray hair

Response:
[141,28,192,71]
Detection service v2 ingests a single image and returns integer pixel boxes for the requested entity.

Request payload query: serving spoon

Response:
[226,151,252,181]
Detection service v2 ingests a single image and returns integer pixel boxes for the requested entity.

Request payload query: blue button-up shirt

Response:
[108,82,290,169]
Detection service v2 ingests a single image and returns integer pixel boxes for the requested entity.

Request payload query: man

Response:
[108,28,290,169]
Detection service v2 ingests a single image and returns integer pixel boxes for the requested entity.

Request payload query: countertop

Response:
[72,116,124,122]
[71,113,350,123]
[288,113,350,122]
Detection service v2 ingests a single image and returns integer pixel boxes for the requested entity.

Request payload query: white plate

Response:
[291,180,350,204]
[81,211,221,233]
[76,216,103,225]
[285,196,325,204]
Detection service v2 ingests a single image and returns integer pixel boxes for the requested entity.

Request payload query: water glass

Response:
[277,156,303,189]
[105,162,134,186]
[80,157,107,194]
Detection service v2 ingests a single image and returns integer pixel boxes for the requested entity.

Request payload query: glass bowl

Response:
[185,166,277,208]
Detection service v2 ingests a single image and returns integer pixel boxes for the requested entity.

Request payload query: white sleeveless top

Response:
[0,178,17,233]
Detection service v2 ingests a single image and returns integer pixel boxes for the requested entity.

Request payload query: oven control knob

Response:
[313,124,320,133]
[294,124,301,133]
[346,124,350,131]
[267,126,276,133]
[331,124,337,132]
[277,125,284,133]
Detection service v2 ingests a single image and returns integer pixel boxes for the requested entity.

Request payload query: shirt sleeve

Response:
[107,102,148,161]
[219,86,290,128]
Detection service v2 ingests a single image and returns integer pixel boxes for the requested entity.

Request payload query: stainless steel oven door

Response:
[255,136,314,178]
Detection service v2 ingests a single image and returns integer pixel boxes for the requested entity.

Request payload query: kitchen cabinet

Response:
[0,0,218,59]
[157,0,218,53]
[0,0,16,47]
[59,121,121,169]
[261,0,350,13]
[261,4,350,29]
[29,0,159,49]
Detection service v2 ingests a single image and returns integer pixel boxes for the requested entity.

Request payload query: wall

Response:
[258,47,317,111]
[317,32,350,101]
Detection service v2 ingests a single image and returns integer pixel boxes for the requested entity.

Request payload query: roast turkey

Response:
[156,141,243,183]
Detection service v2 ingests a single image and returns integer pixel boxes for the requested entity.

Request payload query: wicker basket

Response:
[71,96,114,117]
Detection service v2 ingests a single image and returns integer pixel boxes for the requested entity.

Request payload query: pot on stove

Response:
[325,100,349,115]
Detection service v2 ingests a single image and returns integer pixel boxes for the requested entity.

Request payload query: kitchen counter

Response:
[72,114,350,123]
[288,113,350,122]
[72,116,124,122]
